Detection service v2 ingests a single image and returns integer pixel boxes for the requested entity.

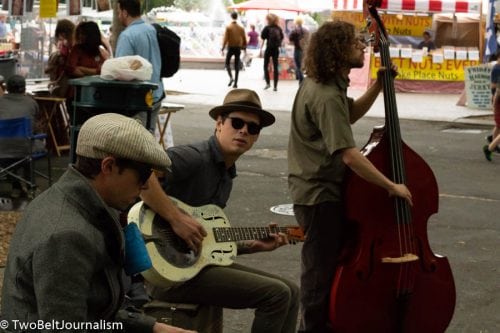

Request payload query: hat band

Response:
[224,101,262,110]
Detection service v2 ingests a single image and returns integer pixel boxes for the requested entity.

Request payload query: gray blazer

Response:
[1,166,155,332]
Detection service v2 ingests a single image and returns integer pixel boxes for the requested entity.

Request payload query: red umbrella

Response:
[228,0,305,12]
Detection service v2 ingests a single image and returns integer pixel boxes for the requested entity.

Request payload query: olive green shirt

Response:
[288,75,356,205]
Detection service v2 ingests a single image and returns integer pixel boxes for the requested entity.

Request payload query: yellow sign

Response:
[383,15,433,37]
[331,12,432,37]
[39,0,58,18]
[370,55,480,81]
[331,12,366,29]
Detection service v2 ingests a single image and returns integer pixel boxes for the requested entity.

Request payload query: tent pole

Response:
[480,1,484,62]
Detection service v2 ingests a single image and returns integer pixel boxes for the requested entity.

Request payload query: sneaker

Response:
[483,145,493,161]
[486,134,493,143]
[0,197,13,211]
[264,84,271,90]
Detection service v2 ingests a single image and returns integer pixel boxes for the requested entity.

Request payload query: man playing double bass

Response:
[287,21,413,332]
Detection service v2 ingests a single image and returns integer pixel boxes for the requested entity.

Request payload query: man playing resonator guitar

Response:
[140,89,299,333]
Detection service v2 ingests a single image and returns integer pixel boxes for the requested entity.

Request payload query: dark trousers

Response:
[294,201,345,333]
[264,47,280,88]
[294,48,304,83]
[225,47,241,85]
[149,263,299,332]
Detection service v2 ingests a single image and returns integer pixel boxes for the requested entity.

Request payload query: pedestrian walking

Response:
[288,16,310,84]
[260,13,284,91]
[221,12,247,89]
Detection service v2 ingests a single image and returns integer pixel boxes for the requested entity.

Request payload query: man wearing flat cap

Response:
[1,113,194,333]
[140,89,299,332]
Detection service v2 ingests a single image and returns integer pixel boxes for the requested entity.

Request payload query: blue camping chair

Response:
[0,117,52,198]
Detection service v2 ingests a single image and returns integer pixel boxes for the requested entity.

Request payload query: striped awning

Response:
[379,0,481,13]
[332,0,363,11]
[332,0,482,13]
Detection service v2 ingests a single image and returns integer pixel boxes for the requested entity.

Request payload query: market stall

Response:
[332,0,483,93]
[228,0,307,81]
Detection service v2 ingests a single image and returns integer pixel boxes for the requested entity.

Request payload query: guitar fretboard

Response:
[213,227,287,242]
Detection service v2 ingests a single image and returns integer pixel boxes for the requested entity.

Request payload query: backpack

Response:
[267,26,283,49]
[153,23,181,78]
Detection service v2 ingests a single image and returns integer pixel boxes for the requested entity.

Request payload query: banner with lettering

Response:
[331,12,432,37]
[39,0,57,18]
[370,55,480,81]
[465,65,492,109]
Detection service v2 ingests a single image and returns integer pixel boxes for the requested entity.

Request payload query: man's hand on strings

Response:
[388,183,413,206]
[170,211,207,252]
[245,223,289,253]
[376,64,398,87]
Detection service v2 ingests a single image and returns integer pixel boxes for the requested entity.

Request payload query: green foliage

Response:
[173,0,205,11]
[171,0,234,12]
[142,0,175,13]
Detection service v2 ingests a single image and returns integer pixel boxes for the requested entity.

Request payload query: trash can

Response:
[68,76,158,163]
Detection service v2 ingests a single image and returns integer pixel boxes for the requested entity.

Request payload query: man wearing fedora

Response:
[140,89,299,332]
[1,113,195,333]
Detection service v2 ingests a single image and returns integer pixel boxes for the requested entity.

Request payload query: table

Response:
[157,102,184,149]
[34,96,70,157]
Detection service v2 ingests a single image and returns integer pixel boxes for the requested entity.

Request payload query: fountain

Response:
[147,0,235,68]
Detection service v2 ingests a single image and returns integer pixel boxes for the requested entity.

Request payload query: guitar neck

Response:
[213,226,289,242]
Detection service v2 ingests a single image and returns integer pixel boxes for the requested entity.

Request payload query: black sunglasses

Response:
[115,158,153,185]
[227,116,262,135]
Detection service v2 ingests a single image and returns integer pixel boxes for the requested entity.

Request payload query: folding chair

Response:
[0,117,52,198]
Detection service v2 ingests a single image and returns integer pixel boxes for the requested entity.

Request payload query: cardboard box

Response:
[443,46,455,60]
[468,47,479,61]
[411,50,424,63]
[455,47,467,60]
[400,45,412,58]
[389,46,400,58]
[432,50,444,63]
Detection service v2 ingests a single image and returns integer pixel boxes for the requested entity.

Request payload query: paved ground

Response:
[163,60,494,126]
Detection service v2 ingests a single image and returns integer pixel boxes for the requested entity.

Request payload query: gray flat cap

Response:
[76,113,170,171]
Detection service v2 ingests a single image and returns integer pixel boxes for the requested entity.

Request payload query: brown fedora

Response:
[209,89,275,127]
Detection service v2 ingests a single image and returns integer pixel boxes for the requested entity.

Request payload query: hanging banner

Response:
[68,0,82,16]
[39,0,57,18]
[464,65,492,109]
[370,55,480,81]
[9,0,25,16]
[331,12,432,37]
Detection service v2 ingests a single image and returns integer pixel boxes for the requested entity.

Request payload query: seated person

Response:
[0,75,38,123]
[418,31,436,51]
[1,113,195,333]
[0,75,41,197]
[141,89,299,332]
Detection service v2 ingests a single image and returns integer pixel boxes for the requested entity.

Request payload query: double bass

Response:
[328,2,456,332]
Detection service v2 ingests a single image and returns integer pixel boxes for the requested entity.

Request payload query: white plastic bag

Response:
[100,55,153,81]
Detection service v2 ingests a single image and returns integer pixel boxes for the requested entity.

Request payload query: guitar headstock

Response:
[284,226,305,244]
